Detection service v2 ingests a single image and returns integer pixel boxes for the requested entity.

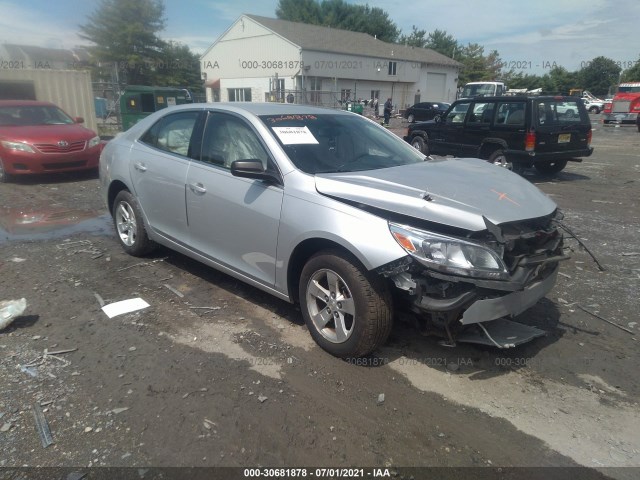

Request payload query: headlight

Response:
[389,223,508,280]
[88,136,101,148]
[1,140,35,153]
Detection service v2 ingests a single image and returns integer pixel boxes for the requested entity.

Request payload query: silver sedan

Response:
[100,103,566,357]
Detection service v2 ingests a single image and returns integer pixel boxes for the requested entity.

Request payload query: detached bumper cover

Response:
[460,264,559,325]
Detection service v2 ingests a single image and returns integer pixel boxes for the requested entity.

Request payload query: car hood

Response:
[315,158,557,232]
[0,125,97,144]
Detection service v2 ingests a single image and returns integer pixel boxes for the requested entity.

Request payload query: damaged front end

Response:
[378,210,568,348]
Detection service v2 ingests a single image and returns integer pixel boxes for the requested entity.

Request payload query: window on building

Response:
[228,88,252,102]
[341,89,351,102]
[388,61,397,76]
[309,77,322,105]
[269,78,285,102]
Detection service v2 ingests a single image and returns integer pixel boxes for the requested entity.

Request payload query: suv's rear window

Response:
[536,100,587,125]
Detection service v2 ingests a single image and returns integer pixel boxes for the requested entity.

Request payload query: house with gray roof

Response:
[200,15,461,110]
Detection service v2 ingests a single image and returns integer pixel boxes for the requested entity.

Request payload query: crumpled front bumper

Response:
[460,264,559,325]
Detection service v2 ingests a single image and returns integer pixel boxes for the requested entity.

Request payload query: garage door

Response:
[425,73,446,102]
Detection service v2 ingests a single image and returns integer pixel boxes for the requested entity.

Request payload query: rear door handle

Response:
[189,183,207,194]
[134,162,147,172]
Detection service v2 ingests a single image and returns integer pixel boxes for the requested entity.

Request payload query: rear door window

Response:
[140,111,201,158]
[495,102,526,126]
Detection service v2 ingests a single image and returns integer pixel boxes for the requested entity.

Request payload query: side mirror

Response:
[74,117,85,124]
[230,160,280,184]
[434,115,442,124]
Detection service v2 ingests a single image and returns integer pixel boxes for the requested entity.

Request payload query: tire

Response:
[112,190,157,257]
[534,159,568,175]
[410,135,429,155]
[407,113,415,123]
[588,106,600,114]
[299,250,393,358]
[564,109,575,118]
[488,149,512,170]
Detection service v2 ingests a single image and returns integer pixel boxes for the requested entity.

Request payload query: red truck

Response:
[602,82,640,124]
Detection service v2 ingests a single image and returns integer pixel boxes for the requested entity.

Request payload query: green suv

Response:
[404,95,593,175]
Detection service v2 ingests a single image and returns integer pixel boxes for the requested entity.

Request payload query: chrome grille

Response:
[612,101,631,113]
[34,140,86,154]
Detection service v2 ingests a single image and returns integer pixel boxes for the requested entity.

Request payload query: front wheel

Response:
[112,190,157,256]
[488,149,512,170]
[410,135,429,155]
[534,159,568,175]
[299,251,392,358]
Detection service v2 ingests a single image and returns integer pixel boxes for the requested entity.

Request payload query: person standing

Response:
[383,97,392,125]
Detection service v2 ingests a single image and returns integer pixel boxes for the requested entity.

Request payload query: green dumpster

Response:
[120,85,192,130]
[344,102,364,115]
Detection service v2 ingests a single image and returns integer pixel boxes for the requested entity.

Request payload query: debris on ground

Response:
[0,298,27,330]
[101,298,150,318]
[32,403,54,448]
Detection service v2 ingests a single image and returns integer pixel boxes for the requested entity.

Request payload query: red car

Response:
[0,100,101,182]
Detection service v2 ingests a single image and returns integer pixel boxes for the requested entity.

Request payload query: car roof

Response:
[456,95,581,102]
[0,100,58,107]
[162,102,355,117]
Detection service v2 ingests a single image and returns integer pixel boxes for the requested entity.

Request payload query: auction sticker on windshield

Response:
[272,126,319,145]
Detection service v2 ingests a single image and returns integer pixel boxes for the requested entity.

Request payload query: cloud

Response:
[0,1,84,48]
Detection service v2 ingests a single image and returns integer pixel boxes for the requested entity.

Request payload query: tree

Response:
[155,41,203,94]
[424,30,460,59]
[621,56,640,82]
[79,0,166,85]
[275,0,321,24]
[548,66,578,95]
[275,0,400,43]
[399,26,428,48]
[577,56,621,97]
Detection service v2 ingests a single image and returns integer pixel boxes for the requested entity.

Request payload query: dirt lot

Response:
[1,117,639,479]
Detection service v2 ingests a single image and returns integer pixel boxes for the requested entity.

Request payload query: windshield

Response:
[617,85,640,93]
[0,106,75,126]
[260,113,425,174]
[461,83,497,97]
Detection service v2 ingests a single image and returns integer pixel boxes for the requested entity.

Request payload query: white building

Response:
[200,15,461,109]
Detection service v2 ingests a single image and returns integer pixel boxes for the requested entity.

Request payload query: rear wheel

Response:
[112,190,157,256]
[534,159,568,175]
[410,135,429,155]
[299,251,393,358]
[588,106,600,114]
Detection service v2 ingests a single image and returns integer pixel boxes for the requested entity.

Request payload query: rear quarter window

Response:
[536,100,588,125]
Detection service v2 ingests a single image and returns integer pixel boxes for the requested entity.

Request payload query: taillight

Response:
[587,129,592,146]
[525,131,536,152]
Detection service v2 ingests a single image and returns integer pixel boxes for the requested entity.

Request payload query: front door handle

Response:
[189,183,207,194]
[134,162,147,172]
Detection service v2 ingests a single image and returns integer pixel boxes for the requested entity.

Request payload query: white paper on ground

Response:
[102,298,150,318]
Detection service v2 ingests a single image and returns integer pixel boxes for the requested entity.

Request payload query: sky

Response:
[1,0,639,76]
